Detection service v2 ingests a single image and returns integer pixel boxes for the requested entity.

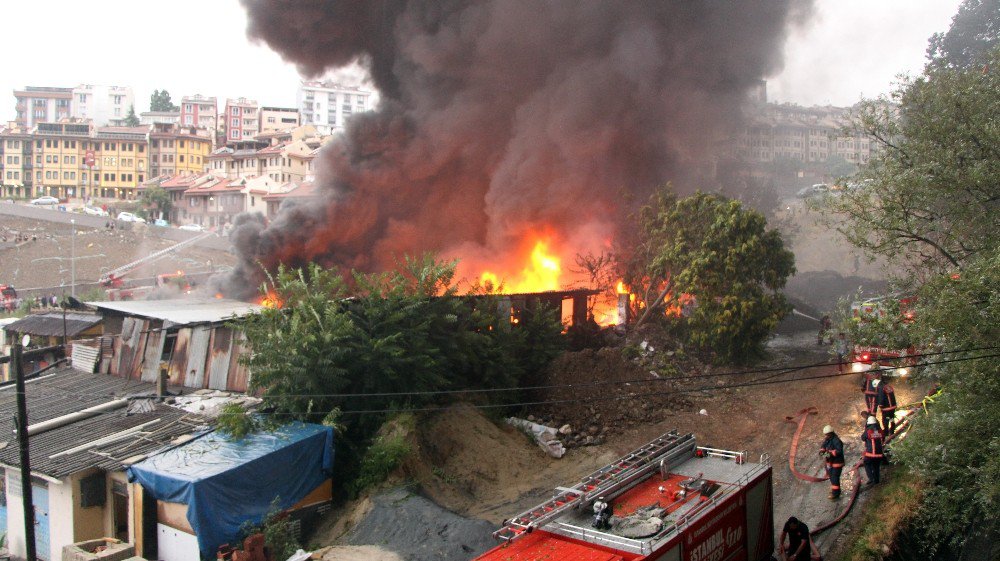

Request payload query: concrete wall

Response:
[70,469,105,542]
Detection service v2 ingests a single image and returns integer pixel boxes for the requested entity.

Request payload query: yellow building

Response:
[0,125,32,198]
[93,126,148,199]
[33,122,91,199]
[150,125,212,177]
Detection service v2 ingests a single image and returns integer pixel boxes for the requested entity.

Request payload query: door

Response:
[32,482,50,561]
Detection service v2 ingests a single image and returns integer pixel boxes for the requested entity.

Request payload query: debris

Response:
[506,417,566,458]
[558,424,573,435]
[699,409,708,416]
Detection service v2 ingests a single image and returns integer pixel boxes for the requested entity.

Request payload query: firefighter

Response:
[819,425,844,500]
[779,516,819,561]
[862,416,885,486]
[592,497,612,530]
[834,332,851,373]
[876,376,898,436]
[861,363,881,415]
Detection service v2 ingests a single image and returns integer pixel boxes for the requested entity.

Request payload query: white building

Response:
[259,106,300,134]
[72,85,135,126]
[297,81,373,134]
[139,111,180,125]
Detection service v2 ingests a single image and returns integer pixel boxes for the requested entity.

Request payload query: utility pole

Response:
[12,340,37,561]
[70,218,76,298]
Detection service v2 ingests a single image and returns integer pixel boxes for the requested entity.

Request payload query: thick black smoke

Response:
[229,0,812,297]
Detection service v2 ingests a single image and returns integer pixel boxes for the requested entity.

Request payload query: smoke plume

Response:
[230,0,813,298]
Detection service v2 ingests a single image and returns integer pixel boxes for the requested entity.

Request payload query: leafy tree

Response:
[824,154,857,180]
[927,0,1000,70]
[149,89,179,112]
[892,246,1000,554]
[236,256,565,488]
[823,47,1000,275]
[124,105,140,127]
[139,186,172,221]
[623,189,795,363]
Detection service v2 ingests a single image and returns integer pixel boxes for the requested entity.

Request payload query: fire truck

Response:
[475,431,774,561]
[849,294,919,375]
[99,232,213,300]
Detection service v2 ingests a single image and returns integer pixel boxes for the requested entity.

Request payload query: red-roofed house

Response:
[182,175,277,229]
[263,180,321,220]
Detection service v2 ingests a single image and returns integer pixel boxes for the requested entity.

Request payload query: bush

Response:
[348,434,411,496]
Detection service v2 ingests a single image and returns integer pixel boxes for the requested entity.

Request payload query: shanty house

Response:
[3,311,103,349]
[127,422,334,560]
[0,366,208,561]
[88,298,262,392]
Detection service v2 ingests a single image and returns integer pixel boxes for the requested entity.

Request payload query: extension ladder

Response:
[493,430,696,543]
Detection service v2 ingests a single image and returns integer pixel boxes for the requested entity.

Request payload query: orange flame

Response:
[257,290,284,309]
[480,240,561,293]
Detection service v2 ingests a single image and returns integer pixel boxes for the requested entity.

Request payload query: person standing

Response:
[862,364,881,415]
[818,315,832,345]
[862,416,885,486]
[834,332,851,373]
[820,425,845,500]
[778,516,818,561]
[876,377,898,436]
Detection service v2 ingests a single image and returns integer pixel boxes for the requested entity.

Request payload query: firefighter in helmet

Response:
[862,415,885,486]
[820,425,845,500]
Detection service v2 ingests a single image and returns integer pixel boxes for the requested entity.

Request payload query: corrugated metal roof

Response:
[4,312,102,337]
[0,366,210,479]
[88,298,263,326]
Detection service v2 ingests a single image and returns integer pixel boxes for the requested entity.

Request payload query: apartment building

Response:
[735,103,874,166]
[260,106,300,134]
[0,124,35,198]
[14,87,73,128]
[208,139,317,183]
[140,111,181,126]
[223,98,260,143]
[32,122,93,199]
[180,95,218,129]
[181,175,276,229]
[149,124,212,177]
[93,126,148,199]
[72,84,135,126]
[297,81,373,134]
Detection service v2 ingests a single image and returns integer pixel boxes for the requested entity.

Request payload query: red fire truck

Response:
[475,431,774,561]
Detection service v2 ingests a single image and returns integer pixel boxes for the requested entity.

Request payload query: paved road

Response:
[0,201,233,252]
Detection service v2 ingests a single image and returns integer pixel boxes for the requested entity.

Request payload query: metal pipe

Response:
[24,399,128,436]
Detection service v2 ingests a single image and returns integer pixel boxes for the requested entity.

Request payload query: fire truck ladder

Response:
[492,430,697,544]
[100,232,216,283]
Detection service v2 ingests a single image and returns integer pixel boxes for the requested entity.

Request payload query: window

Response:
[36,140,42,149]
[230,130,238,139]
[179,140,185,148]
[231,107,239,115]
[179,155,185,163]
[184,104,193,112]
[267,116,275,123]
[139,145,144,153]
[64,171,70,179]
[184,115,193,125]
[78,94,87,103]
[231,118,239,128]
[64,155,70,164]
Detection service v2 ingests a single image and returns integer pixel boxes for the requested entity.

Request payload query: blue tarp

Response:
[127,422,334,559]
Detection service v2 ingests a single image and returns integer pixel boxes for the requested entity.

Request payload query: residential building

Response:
[139,111,180,126]
[148,124,212,178]
[263,179,320,220]
[223,97,259,143]
[0,123,35,198]
[182,175,277,229]
[3,311,103,348]
[260,106,300,133]
[94,126,149,199]
[0,366,209,561]
[297,80,374,134]
[144,173,215,224]
[13,86,73,128]
[32,121,93,199]
[72,84,135,126]
[179,95,218,129]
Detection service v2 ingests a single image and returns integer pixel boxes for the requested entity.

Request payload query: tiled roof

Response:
[0,367,209,479]
[183,178,243,195]
[4,312,102,337]
[262,180,321,201]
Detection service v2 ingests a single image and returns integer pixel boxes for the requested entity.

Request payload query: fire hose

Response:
[786,405,920,536]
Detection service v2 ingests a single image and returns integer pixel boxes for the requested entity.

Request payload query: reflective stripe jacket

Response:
[862,427,885,458]
[877,384,897,412]
[820,433,845,467]
[862,372,879,395]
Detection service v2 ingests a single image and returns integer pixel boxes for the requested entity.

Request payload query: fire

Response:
[257,290,284,309]
[480,240,561,293]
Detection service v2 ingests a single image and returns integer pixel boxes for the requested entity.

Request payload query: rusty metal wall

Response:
[183,326,211,389]
[225,330,249,392]
[206,328,233,390]
[140,322,165,383]
[167,328,191,385]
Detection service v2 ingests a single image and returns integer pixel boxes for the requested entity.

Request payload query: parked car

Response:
[796,183,830,198]
[117,212,146,223]
[83,206,109,216]
[30,196,60,205]
[178,223,206,232]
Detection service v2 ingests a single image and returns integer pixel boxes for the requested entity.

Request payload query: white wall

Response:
[157,523,200,561]
[48,475,75,559]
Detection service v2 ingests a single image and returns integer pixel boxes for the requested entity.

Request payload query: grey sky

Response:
[0,0,963,123]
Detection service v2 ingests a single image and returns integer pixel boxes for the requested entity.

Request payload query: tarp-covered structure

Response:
[127,422,334,558]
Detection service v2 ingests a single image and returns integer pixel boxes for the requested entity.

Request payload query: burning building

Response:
[229,1,813,300]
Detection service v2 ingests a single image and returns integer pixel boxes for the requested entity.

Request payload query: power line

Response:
[240,351,998,417]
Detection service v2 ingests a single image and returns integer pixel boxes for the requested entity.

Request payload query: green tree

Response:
[927,0,1000,70]
[625,189,795,363]
[149,89,179,112]
[236,256,564,488]
[892,246,1000,554]
[824,154,857,180]
[823,47,1000,275]
[123,105,140,127]
[139,185,172,221]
